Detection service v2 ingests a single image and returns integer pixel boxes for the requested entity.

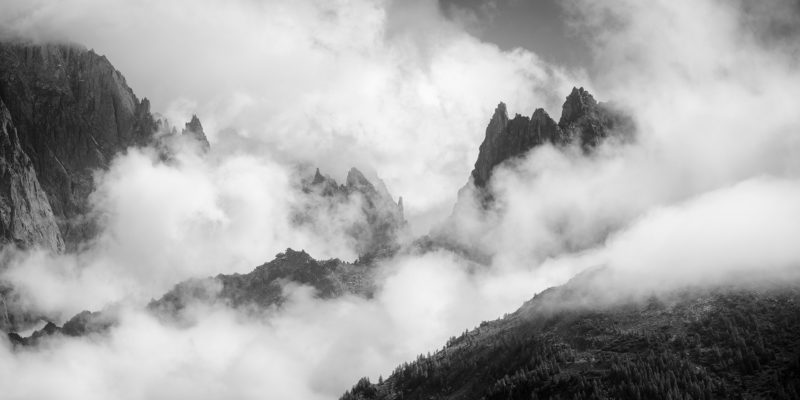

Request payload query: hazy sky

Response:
[440,0,591,68]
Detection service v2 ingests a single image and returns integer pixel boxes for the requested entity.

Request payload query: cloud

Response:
[2,0,800,399]
[2,146,374,318]
[450,0,800,276]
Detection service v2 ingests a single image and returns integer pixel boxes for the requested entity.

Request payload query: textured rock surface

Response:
[0,41,157,250]
[0,96,64,251]
[470,87,634,191]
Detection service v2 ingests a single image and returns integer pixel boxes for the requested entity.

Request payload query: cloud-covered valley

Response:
[1,0,800,399]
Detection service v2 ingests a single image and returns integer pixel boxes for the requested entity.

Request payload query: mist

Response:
[1,0,800,399]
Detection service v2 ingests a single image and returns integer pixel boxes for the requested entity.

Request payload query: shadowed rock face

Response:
[181,114,210,152]
[0,41,157,250]
[428,87,635,262]
[148,248,376,318]
[470,87,634,191]
[0,96,63,252]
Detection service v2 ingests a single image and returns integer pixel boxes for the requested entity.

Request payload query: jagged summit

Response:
[302,166,406,258]
[181,114,210,152]
[312,167,326,185]
[148,247,376,317]
[342,275,800,399]
[469,87,633,191]
[559,86,597,126]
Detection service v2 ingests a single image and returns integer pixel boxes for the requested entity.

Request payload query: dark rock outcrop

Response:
[0,41,157,250]
[149,248,375,318]
[181,114,210,152]
[470,87,634,191]
[10,247,379,342]
[0,96,63,251]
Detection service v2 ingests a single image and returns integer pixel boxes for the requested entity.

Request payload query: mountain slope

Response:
[149,248,375,318]
[0,96,63,252]
[0,41,158,250]
[7,248,377,344]
[342,271,800,399]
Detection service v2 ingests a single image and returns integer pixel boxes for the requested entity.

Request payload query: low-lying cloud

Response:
[1,0,800,399]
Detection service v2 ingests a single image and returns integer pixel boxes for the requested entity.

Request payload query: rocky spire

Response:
[467,87,633,193]
[470,103,561,189]
[558,87,598,126]
[312,168,326,185]
[302,167,406,258]
[182,114,210,152]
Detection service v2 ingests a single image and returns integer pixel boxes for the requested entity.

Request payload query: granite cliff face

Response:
[343,273,800,400]
[0,41,158,250]
[0,96,64,252]
[471,87,633,191]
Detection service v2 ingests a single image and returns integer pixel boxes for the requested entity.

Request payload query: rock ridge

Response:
[470,86,634,191]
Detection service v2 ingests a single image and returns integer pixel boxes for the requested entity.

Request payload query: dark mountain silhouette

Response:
[0,95,63,252]
[425,88,634,264]
[0,40,212,333]
[342,270,800,400]
[470,87,634,192]
[148,248,375,318]
[8,248,377,343]
[0,41,210,251]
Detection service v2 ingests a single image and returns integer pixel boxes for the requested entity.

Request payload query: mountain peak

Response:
[182,114,210,152]
[465,86,633,197]
[559,86,598,126]
[0,41,157,251]
[346,167,375,193]
[493,102,508,120]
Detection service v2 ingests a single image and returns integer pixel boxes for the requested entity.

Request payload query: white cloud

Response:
[0,0,579,233]
[1,0,800,398]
